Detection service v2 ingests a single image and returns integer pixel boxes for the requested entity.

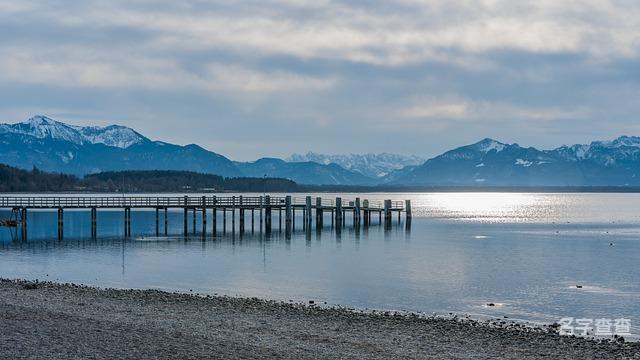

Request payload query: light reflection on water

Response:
[0,192,639,335]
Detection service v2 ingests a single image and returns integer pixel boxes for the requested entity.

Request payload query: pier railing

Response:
[0,196,404,210]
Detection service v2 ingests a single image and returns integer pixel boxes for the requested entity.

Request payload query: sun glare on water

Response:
[415,192,548,223]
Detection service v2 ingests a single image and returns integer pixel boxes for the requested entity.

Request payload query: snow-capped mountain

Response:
[0,115,374,185]
[235,158,376,185]
[0,115,241,177]
[550,136,640,166]
[287,152,425,178]
[4,115,640,187]
[394,136,640,186]
[0,115,147,149]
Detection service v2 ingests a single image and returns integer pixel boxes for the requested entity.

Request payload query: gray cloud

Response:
[0,0,639,160]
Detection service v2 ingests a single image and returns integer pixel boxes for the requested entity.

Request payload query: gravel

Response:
[0,279,638,359]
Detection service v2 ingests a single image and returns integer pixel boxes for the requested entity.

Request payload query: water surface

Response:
[1,192,638,335]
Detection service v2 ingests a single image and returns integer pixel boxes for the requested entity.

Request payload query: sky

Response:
[0,0,639,161]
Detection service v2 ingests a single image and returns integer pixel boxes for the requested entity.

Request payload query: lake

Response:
[1,192,638,336]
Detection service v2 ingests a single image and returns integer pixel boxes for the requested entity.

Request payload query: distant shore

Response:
[6,186,640,194]
[0,279,637,359]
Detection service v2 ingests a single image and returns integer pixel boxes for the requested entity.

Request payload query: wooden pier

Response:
[0,195,410,240]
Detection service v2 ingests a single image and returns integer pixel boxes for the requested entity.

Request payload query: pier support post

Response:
[202,196,207,236]
[239,196,245,233]
[265,195,272,233]
[305,196,312,227]
[405,200,412,221]
[183,207,188,235]
[183,196,188,235]
[335,197,342,228]
[302,208,306,230]
[155,207,159,236]
[57,207,64,240]
[315,197,323,228]
[285,196,292,224]
[355,198,361,226]
[223,208,227,233]
[259,196,263,231]
[232,196,236,232]
[20,207,27,241]
[384,200,392,229]
[363,199,369,226]
[164,207,168,235]
[251,208,255,233]
[202,208,207,236]
[212,196,217,235]
[124,207,131,237]
[192,208,196,234]
[285,196,292,235]
[91,207,97,239]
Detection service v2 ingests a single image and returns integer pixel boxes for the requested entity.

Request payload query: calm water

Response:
[1,193,639,335]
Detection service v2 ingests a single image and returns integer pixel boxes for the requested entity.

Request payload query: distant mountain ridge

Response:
[235,158,376,185]
[287,152,425,178]
[0,116,242,177]
[3,115,640,187]
[0,115,376,185]
[394,137,640,186]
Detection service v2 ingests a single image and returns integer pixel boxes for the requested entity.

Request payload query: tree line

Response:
[0,164,298,192]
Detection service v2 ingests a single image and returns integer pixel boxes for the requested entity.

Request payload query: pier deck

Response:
[0,195,411,240]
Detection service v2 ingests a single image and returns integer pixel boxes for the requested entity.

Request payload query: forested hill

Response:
[0,165,297,192]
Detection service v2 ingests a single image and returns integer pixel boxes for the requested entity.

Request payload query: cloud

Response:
[0,0,639,159]
[2,0,639,71]
[397,97,592,121]
[0,49,335,94]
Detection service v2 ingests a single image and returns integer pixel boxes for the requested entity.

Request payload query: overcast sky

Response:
[0,1,638,160]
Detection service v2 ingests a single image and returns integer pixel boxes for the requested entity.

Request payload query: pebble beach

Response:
[0,279,638,359]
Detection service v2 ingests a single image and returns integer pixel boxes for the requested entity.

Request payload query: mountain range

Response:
[3,115,640,187]
[397,137,640,186]
[287,152,425,178]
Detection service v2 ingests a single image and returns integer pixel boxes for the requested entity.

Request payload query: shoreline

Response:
[0,279,637,359]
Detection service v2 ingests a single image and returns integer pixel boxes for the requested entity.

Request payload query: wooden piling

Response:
[183,207,189,236]
[190,207,195,234]
[232,196,236,231]
[223,208,227,233]
[285,196,292,224]
[212,196,217,235]
[239,196,245,233]
[265,195,271,233]
[384,200,392,228]
[202,207,207,235]
[57,207,64,240]
[259,196,263,231]
[164,207,168,235]
[305,196,312,226]
[21,207,27,240]
[124,207,131,237]
[315,197,322,228]
[201,196,207,236]
[91,207,97,239]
